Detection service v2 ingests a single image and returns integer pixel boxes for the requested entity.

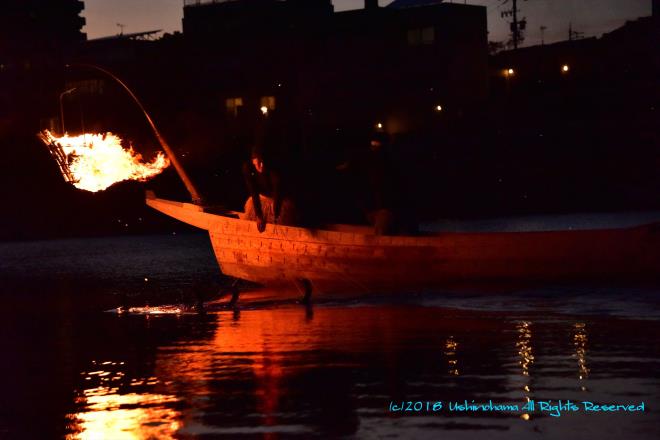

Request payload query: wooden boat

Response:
[146,192,660,296]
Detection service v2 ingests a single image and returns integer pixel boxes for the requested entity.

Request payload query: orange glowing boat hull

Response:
[146,194,660,293]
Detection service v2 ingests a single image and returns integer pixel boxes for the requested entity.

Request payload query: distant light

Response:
[435,105,443,112]
[376,122,383,129]
[506,68,515,76]
[260,106,268,115]
[562,64,570,73]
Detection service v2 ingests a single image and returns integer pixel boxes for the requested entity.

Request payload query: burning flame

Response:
[39,130,170,192]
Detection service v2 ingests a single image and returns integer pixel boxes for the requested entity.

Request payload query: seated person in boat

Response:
[337,132,403,235]
[242,145,297,232]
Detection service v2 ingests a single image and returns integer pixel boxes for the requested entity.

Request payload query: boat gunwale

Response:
[146,195,655,249]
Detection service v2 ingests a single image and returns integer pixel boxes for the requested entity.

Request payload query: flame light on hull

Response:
[39,130,170,192]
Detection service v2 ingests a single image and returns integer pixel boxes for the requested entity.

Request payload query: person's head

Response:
[369,132,389,151]
[251,145,264,173]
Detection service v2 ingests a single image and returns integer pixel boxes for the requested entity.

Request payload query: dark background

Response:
[0,0,658,242]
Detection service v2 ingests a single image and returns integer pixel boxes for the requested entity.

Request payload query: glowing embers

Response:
[39,130,170,192]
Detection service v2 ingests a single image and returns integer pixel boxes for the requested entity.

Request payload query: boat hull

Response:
[146,195,660,293]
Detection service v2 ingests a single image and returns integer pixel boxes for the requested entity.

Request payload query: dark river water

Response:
[1,232,659,439]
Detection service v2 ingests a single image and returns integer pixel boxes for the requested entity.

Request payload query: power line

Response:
[500,0,527,49]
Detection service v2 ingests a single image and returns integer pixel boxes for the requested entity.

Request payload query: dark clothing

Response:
[242,161,283,221]
[344,147,397,212]
[363,149,396,212]
[340,145,417,235]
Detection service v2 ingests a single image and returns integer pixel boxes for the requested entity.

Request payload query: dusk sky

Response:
[83,0,652,46]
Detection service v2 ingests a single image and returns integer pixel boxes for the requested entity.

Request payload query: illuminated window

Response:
[407,27,435,46]
[260,96,276,111]
[225,97,243,116]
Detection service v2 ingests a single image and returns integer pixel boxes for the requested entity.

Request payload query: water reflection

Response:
[65,358,181,439]
[573,322,589,391]
[67,389,181,440]
[516,321,535,376]
[45,304,660,439]
[4,235,659,438]
[515,321,534,421]
[444,336,459,376]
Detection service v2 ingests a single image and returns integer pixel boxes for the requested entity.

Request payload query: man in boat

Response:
[242,145,297,232]
[338,132,402,235]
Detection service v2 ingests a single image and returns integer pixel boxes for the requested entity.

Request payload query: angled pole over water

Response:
[67,63,204,204]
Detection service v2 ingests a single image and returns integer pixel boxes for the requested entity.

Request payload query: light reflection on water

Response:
[67,389,181,440]
[574,322,590,388]
[515,321,534,421]
[1,234,659,439]
[49,305,660,439]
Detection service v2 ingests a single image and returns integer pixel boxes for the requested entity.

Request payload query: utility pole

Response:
[568,22,584,41]
[540,25,547,45]
[117,23,126,36]
[512,0,519,49]
[501,0,527,49]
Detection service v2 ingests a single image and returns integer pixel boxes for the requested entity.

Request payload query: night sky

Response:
[83,0,652,45]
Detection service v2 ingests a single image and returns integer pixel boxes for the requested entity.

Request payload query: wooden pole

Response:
[67,63,204,204]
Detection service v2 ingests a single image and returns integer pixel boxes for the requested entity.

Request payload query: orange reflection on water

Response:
[516,321,534,375]
[153,307,317,431]
[573,322,589,388]
[152,305,407,431]
[444,336,460,376]
[68,306,513,437]
[66,386,181,440]
[516,321,534,420]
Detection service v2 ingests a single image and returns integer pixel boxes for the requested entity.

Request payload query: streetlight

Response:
[59,87,76,135]
[562,64,570,73]
[435,105,443,112]
[260,105,269,115]
[376,122,383,130]
[505,68,515,77]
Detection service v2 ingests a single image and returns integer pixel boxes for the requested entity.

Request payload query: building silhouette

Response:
[174,0,489,153]
[1,0,86,58]
[1,0,86,130]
